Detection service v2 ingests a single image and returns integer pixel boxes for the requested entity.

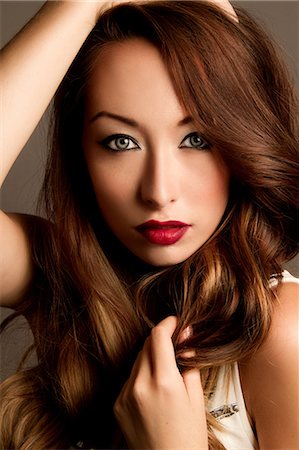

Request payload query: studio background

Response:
[1,0,298,380]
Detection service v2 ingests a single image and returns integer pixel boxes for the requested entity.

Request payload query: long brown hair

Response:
[1,2,298,449]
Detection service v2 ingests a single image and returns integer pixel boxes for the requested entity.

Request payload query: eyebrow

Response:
[89,110,193,127]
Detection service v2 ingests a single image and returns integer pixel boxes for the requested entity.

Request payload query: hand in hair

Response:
[99,0,237,19]
[209,0,238,22]
[113,316,208,449]
[97,0,152,16]
[99,0,238,23]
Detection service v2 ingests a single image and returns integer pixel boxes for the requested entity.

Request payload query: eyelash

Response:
[180,132,210,150]
[98,132,210,152]
[98,134,140,152]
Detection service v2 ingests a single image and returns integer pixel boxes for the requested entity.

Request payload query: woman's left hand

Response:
[113,316,208,449]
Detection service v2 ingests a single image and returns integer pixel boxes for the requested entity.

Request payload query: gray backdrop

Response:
[1,1,298,380]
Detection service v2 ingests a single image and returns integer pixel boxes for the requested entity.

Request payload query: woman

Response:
[1,1,298,449]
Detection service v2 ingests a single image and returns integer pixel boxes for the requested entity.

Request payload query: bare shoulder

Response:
[240,279,299,449]
[0,212,49,309]
[265,278,299,354]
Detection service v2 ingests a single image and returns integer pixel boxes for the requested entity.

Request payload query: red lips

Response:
[136,220,191,245]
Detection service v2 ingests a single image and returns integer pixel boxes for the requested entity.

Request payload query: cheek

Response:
[189,157,230,206]
[87,162,134,213]
[207,169,229,202]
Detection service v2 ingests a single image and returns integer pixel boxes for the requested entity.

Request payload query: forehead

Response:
[84,38,186,125]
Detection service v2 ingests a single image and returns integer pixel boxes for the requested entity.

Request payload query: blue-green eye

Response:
[98,134,140,152]
[179,132,210,150]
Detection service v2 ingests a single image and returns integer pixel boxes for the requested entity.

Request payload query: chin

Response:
[134,249,195,268]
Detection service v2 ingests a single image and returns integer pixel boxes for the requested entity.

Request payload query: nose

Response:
[139,148,179,209]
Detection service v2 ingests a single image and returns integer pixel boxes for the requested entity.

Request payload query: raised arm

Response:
[1,0,237,185]
[0,1,119,307]
[0,0,238,309]
[1,0,102,184]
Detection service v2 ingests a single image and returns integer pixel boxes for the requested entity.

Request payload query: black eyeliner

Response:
[97,133,140,152]
[179,131,210,149]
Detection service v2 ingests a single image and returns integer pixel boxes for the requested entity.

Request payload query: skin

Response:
[82,37,299,449]
[114,316,208,449]
[240,281,299,449]
[82,38,222,446]
[1,0,298,448]
[83,38,230,267]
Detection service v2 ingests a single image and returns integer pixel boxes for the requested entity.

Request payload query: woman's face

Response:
[83,38,230,267]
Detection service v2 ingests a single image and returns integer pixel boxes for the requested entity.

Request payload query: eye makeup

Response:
[98,133,141,152]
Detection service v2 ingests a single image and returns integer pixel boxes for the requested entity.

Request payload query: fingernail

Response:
[182,325,192,340]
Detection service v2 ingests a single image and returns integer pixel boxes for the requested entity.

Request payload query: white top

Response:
[208,270,299,449]
[208,363,258,449]
[74,271,299,449]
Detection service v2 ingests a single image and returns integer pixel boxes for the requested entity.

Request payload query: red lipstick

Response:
[136,220,191,245]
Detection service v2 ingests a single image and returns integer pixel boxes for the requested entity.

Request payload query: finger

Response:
[125,337,152,387]
[134,335,153,380]
[150,316,179,378]
[178,324,196,361]
[179,323,193,350]
[179,325,203,410]
[115,340,151,409]
[156,315,178,331]
[182,367,205,417]
[210,0,239,23]
[116,351,143,402]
